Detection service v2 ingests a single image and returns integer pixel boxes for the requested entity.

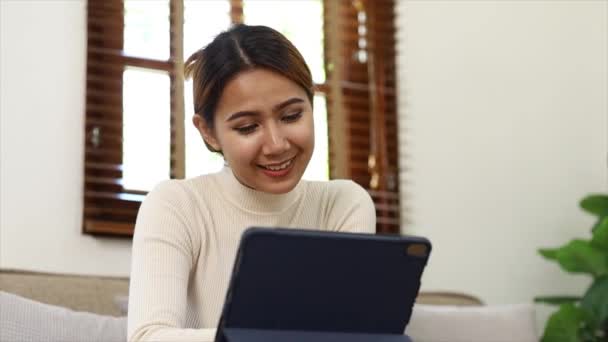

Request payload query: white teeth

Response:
[263,158,293,171]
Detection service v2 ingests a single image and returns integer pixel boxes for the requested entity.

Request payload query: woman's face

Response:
[194,68,314,194]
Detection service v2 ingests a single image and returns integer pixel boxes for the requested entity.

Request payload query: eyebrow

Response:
[225,97,305,122]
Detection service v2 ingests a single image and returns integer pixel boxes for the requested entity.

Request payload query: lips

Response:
[260,158,293,170]
[258,156,295,170]
[257,156,296,178]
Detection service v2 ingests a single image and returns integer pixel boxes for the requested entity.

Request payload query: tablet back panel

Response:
[217,228,431,339]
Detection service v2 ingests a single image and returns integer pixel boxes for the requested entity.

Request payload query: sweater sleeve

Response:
[127,181,214,342]
[327,180,377,234]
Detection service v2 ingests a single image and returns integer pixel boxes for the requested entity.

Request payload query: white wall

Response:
[397,0,607,328]
[1,0,606,317]
[0,0,132,277]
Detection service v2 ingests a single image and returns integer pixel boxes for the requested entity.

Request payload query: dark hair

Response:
[184,24,314,153]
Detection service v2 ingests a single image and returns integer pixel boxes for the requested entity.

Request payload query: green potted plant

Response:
[535,194,608,342]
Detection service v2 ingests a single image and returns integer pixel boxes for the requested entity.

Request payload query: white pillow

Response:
[405,303,538,342]
[0,291,127,342]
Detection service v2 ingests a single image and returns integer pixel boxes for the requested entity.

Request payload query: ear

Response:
[192,115,221,151]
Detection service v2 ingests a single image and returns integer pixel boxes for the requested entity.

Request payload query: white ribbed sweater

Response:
[127,167,376,341]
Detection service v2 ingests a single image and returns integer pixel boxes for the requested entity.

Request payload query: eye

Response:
[282,111,302,123]
[234,124,257,135]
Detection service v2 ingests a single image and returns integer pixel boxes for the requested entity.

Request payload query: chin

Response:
[257,179,299,194]
[251,157,310,194]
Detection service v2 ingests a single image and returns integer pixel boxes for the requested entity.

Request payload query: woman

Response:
[128,24,376,342]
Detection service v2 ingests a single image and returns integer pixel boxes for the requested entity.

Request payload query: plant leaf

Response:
[581,194,608,217]
[591,217,604,233]
[581,275,608,327]
[539,248,559,260]
[591,217,608,249]
[534,296,581,305]
[541,303,586,342]
[553,240,608,277]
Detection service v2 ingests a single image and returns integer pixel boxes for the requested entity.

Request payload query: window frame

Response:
[83,0,400,236]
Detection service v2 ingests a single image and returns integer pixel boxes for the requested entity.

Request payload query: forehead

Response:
[215,68,309,116]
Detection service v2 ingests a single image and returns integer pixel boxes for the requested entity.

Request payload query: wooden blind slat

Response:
[85,162,123,171]
[376,216,401,226]
[84,220,134,236]
[86,118,123,129]
[84,147,124,159]
[85,190,145,202]
[87,53,172,71]
[368,190,400,200]
[85,176,124,186]
[84,206,139,217]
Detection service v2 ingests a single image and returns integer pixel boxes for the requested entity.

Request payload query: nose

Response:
[262,124,290,156]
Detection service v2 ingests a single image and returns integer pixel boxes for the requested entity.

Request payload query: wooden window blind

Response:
[83,0,400,236]
[324,0,400,234]
[83,0,184,236]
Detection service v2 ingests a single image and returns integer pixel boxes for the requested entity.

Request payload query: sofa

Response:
[0,269,539,342]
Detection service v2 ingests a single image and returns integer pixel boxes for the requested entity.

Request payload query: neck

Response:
[216,166,304,214]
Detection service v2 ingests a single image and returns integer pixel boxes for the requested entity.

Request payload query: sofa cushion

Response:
[0,270,129,316]
[0,291,127,342]
[405,303,537,342]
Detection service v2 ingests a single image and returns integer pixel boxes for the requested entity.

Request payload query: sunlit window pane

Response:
[184,0,232,178]
[303,95,329,181]
[184,0,231,58]
[124,0,170,60]
[122,68,171,191]
[184,79,226,178]
[243,0,325,84]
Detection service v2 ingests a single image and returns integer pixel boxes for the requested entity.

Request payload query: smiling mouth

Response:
[258,157,295,171]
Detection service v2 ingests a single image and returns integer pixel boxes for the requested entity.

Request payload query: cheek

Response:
[294,117,315,149]
[221,134,262,163]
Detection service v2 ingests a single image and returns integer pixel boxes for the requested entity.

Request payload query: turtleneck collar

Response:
[215,166,304,214]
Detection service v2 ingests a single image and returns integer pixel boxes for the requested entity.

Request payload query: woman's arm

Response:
[127,181,213,342]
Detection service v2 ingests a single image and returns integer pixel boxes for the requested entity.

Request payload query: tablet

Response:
[214,227,431,342]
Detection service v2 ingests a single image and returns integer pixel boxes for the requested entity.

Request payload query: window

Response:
[83,0,400,236]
